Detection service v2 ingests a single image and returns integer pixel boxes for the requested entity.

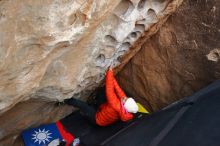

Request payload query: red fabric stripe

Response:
[56,121,74,146]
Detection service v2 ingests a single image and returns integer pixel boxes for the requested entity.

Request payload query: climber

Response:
[64,67,139,126]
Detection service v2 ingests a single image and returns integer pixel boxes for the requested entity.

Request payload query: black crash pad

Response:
[60,80,220,146]
[60,109,145,146]
[103,80,220,146]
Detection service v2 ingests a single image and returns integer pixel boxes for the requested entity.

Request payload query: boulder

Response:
[0,0,182,145]
[0,0,180,113]
[117,0,220,111]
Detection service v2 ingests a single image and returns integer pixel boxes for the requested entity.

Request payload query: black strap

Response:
[149,105,190,146]
[149,81,220,146]
[100,121,137,146]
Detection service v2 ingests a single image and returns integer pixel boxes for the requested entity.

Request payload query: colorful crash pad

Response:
[22,123,62,146]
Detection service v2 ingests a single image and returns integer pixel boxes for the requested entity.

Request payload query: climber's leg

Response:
[95,87,107,106]
[64,98,96,124]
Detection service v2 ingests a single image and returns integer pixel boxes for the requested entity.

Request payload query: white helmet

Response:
[124,97,138,113]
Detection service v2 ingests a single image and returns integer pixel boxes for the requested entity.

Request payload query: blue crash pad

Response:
[22,123,62,146]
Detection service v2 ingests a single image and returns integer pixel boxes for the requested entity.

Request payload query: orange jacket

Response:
[95,69,133,126]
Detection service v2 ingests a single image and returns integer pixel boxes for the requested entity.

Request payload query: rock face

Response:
[0,0,182,145]
[0,0,181,114]
[117,0,220,111]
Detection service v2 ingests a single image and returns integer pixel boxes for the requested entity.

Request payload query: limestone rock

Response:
[0,1,182,145]
[117,0,220,111]
[0,0,181,113]
[207,48,220,62]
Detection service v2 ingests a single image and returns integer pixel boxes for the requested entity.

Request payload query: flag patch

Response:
[22,123,62,146]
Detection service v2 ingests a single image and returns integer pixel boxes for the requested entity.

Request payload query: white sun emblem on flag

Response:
[32,128,52,145]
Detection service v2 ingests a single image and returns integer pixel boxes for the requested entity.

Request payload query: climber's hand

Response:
[109,62,114,69]
[109,66,113,71]
[105,64,113,75]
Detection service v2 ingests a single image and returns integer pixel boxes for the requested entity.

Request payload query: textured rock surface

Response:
[0,0,181,114]
[0,0,182,145]
[117,0,220,111]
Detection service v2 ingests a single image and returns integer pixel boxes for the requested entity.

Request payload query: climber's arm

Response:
[105,69,120,106]
[106,69,134,121]
[113,78,127,100]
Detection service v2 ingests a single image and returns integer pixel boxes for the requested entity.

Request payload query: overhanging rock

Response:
[0,0,183,114]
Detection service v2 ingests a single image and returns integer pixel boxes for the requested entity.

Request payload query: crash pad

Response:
[103,80,220,146]
[22,80,220,146]
[22,123,62,146]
